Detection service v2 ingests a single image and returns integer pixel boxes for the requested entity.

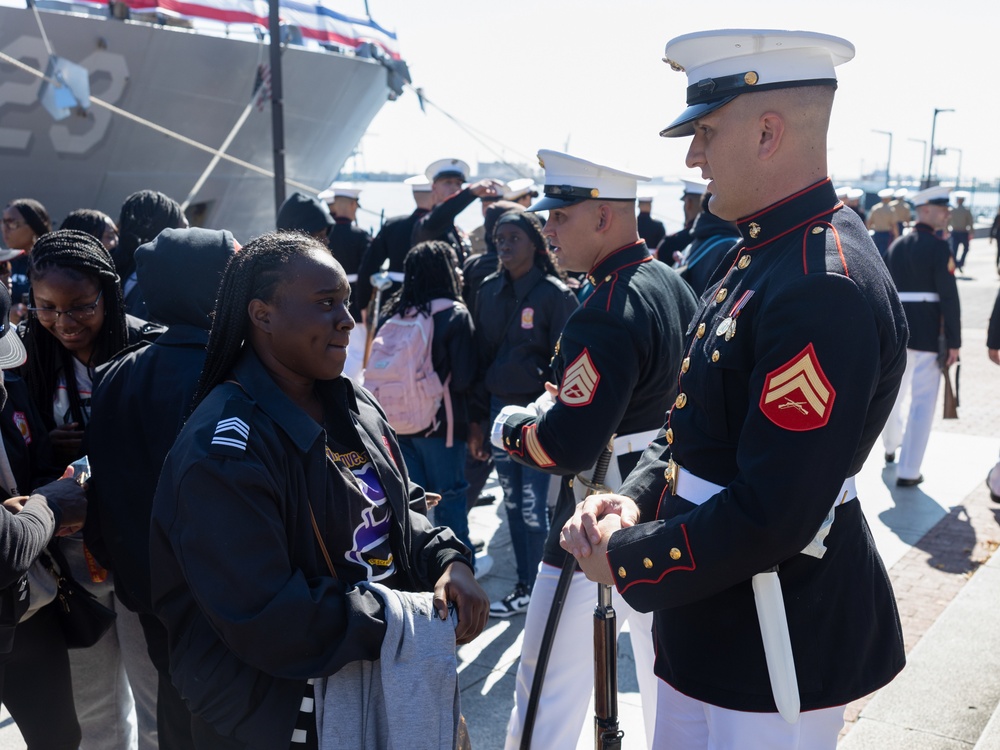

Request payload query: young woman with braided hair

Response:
[21,228,161,750]
[2,197,51,320]
[375,240,486,575]
[112,189,186,319]
[151,232,488,749]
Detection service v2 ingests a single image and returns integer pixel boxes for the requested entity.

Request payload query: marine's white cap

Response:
[404,174,432,193]
[529,150,650,212]
[504,177,538,201]
[425,158,470,183]
[877,188,895,199]
[910,185,952,208]
[835,186,851,199]
[318,182,361,202]
[953,190,971,202]
[847,187,865,200]
[680,178,708,196]
[660,29,855,138]
[894,188,909,199]
[636,186,658,203]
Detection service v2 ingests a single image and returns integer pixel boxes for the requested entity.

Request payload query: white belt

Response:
[612,428,659,458]
[387,272,405,282]
[345,274,358,283]
[897,291,940,303]
[668,461,857,508]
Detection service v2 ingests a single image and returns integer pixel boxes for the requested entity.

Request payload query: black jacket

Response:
[356,208,428,306]
[150,350,472,749]
[495,242,698,566]
[679,208,741,297]
[327,218,371,321]
[885,223,961,352]
[608,179,908,713]
[411,188,477,263]
[472,266,577,416]
[637,212,666,251]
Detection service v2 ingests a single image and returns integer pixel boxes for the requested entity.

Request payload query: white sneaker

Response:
[474,552,494,579]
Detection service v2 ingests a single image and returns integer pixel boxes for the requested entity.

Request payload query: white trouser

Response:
[344,321,367,385]
[652,679,845,750]
[882,349,941,480]
[504,563,658,750]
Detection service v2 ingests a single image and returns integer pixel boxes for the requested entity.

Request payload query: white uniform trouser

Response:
[882,349,940,480]
[504,563,658,750]
[344,321,367,385]
[653,679,845,750]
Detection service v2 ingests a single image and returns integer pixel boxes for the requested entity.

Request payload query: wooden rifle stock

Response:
[942,363,958,419]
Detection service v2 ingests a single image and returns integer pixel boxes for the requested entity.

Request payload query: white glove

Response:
[531,390,556,418]
[491,406,535,450]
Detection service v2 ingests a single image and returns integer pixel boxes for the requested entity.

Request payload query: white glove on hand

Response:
[531,390,556,418]
[491,406,535,450]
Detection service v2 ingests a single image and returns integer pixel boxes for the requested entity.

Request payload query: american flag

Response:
[253,63,271,111]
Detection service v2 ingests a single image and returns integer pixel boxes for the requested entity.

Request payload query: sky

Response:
[346,0,997,188]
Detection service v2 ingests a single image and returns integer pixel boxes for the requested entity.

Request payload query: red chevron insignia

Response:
[759,343,835,431]
[559,348,600,407]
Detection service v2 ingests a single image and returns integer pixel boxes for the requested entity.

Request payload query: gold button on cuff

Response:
[665,428,674,444]
[738,255,751,270]
[715,288,728,304]
[669,548,682,560]
[643,557,653,569]
[681,357,690,374]
[696,323,706,338]
[568,477,574,488]
[618,566,627,578]
[504,437,510,446]
[674,393,687,409]
[712,350,720,362]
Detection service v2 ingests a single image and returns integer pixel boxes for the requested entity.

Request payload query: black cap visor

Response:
[659,95,738,138]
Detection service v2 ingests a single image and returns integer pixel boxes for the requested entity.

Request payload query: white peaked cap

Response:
[910,185,952,207]
[404,174,432,193]
[529,149,650,212]
[318,182,361,202]
[680,178,708,196]
[877,188,895,199]
[425,158,470,182]
[504,177,537,201]
[660,29,855,137]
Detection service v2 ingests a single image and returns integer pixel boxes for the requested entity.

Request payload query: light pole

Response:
[950,147,963,188]
[872,129,893,188]
[909,138,927,187]
[925,107,955,189]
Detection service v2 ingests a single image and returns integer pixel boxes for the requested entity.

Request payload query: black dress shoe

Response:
[884,451,896,464]
[987,478,1000,504]
[473,492,496,507]
[896,475,924,487]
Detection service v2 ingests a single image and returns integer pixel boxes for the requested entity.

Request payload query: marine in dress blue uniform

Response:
[562,29,908,749]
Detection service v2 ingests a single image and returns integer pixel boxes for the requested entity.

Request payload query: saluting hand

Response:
[433,562,490,645]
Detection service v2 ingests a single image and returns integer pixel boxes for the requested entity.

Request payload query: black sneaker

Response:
[489,583,531,618]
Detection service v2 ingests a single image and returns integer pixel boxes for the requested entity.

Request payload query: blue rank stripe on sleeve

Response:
[209,397,254,457]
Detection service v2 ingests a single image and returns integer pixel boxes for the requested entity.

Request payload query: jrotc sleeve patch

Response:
[559,348,600,407]
[208,397,254,457]
[759,343,836,431]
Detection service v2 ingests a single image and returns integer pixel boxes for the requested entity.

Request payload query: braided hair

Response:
[6,198,51,242]
[381,240,462,321]
[113,190,185,279]
[25,229,129,427]
[60,209,115,243]
[193,232,327,407]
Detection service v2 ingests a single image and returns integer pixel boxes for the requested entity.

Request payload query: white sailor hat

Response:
[910,185,952,208]
[503,177,538,201]
[529,150,651,212]
[425,158,470,183]
[318,182,362,202]
[894,188,909,199]
[404,174,432,193]
[680,178,708,196]
[877,188,895,199]
[660,29,856,138]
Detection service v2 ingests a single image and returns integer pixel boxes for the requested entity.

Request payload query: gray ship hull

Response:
[0,5,391,240]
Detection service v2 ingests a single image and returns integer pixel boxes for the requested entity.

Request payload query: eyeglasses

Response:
[1,218,25,230]
[27,290,104,323]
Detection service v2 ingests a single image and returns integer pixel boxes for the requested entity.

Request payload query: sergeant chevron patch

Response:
[759,343,835,431]
[208,397,254,457]
[559,348,600,406]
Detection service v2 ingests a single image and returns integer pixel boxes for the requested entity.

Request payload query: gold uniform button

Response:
[712,350,720,362]
[738,255,751,270]
[811,226,825,235]
[681,357,690,374]
[665,428,674,444]
[504,437,511,446]
[605,275,612,283]
[674,393,687,409]
[664,467,671,479]
[643,557,653,569]
[568,477,574,488]
[618,566,627,579]
[696,323,706,338]
[715,288,728,304]
[669,548,682,560]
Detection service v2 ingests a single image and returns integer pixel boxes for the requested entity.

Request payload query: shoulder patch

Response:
[759,343,835,431]
[559,348,600,407]
[209,397,254,457]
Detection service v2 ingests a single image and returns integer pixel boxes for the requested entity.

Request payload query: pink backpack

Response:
[362,298,458,445]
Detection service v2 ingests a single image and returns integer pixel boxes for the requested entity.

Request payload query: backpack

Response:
[363,298,458,444]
